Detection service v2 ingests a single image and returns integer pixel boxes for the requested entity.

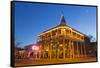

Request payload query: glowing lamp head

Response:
[32,45,39,51]
[60,44,63,47]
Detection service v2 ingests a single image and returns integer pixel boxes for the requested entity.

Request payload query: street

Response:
[15,57,97,66]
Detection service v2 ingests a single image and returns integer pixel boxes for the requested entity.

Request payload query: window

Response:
[58,29,61,34]
[59,40,63,44]
[81,36,84,40]
[66,29,69,34]
[52,30,56,36]
[52,44,58,49]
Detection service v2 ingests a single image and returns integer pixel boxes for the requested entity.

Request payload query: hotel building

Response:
[37,14,91,60]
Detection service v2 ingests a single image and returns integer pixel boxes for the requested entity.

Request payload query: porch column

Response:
[72,41,74,58]
[49,43,52,60]
[77,42,79,58]
[80,43,83,57]
[63,39,65,59]
[83,43,86,57]
[49,32,52,60]
[69,40,72,58]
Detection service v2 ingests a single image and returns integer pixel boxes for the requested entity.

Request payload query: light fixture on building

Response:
[60,44,63,47]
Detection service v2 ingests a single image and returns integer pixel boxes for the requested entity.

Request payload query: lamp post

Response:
[31,45,40,60]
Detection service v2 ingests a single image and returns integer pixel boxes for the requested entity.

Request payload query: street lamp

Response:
[32,45,39,51]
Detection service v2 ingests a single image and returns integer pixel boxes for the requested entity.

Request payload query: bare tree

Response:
[15,41,22,48]
[88,35,96,42]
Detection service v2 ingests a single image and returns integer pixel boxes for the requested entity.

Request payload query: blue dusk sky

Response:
[14,2,97,48]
